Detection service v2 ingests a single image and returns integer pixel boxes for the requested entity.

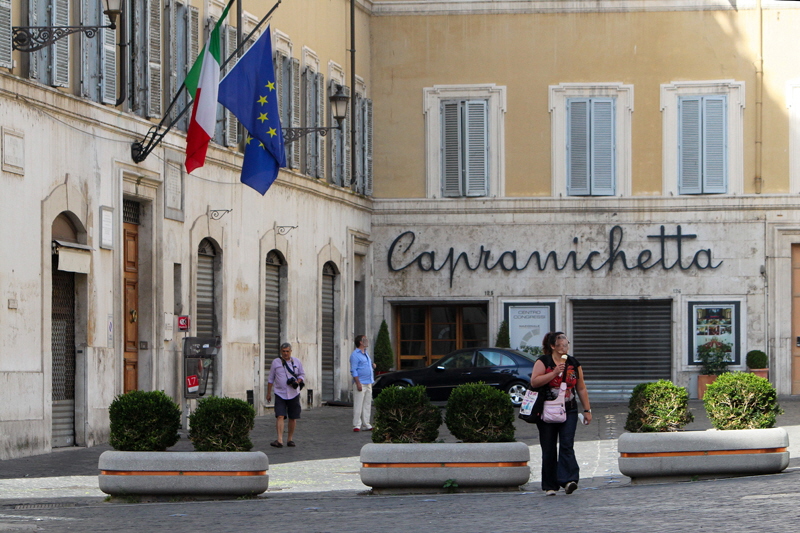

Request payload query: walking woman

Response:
[529,331,592,496]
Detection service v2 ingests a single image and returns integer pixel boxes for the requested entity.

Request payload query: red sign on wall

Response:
[186,374,199,393]
[178,315,190,331]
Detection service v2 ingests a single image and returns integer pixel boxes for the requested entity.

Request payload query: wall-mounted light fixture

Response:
[13,0,122,52]
[283,85,350,145]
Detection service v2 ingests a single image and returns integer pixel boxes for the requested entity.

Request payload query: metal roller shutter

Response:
[572,299,672,402]
[52,268,75,447]
[197,246,215,395]
[321,265,335,401]
[264,253,281,390]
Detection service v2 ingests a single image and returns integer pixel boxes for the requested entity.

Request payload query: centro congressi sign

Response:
[387,225,722,287]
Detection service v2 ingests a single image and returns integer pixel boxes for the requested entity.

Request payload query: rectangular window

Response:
[679,95,727,194]
[302,67,324,178]
[395,304,488,370]
[441,100,488,197]
[567,97,615,196]
[274,50,301,169]
[28,0,69,87]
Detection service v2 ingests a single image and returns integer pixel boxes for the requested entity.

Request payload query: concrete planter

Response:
[618,427,789,484]
[98,451,269,496]
[360,442,530,493]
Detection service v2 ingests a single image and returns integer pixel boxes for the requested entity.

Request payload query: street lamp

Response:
[13,0,122,52]
[283,84,349,145]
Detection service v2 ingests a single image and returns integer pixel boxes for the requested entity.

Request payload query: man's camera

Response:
[287,377,305,390]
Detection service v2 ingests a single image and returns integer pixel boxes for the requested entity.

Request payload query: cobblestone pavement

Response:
[1,398,800,531]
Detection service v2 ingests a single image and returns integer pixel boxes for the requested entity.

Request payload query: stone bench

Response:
[360,442,530,493]
[98,451,269,496]
[618,428,789,484]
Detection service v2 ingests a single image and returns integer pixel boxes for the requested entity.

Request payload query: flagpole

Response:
[131,0,281,164]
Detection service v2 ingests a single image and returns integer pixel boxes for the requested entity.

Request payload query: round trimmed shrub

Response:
[109,390,181,451]
[624,380,694,433]
[445,382,515,442]
[746,350,768,370]
[372,385,441,443]
[703,372,783,430]
[189,396,255,451]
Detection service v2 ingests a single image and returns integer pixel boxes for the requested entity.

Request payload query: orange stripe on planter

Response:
[362,462,528,468]
[100,470,267,476]
[620,447,786,458]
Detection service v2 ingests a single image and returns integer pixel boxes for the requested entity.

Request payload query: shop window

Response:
[395,304,488,369]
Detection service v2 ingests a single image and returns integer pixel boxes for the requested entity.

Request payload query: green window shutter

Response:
[678,96,702,194]
[567,98,590,196]
[441,101,462,197]
[0,0,11,69]
[464,99,488,197]
[590,98,615,196]
[702,95,727,193]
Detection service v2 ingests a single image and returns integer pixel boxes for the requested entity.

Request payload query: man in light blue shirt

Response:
[350,335,375,432]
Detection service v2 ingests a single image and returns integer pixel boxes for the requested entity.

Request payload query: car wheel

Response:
[506,381,528,407]
[391,381,409,389]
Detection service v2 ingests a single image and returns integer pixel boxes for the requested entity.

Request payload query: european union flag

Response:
[218,26,286,195]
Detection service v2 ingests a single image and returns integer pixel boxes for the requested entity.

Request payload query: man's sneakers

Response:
[354,426,373,432]
[545,490,557,496]
[353,427,360,432]
[564,481,578,495]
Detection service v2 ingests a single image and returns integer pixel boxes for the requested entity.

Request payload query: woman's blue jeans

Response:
[535,409,579,491]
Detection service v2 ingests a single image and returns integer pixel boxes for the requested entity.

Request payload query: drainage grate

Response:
[14,503,77,510]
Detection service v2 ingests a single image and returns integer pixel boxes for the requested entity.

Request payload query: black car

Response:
[372,347,536,407]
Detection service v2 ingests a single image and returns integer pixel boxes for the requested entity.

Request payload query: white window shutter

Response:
[224,25,239,147]
[567,99,590,196]
[344,97,351,187]
[167,1,178,104]
[188,6,199,65]
[101,27,118,104]
[441,101,462,197]
[355,95,364,191]
[27,0,39,79]
[703,95,727,193]
[678,96,702,194]
[146,0,162,117]
[290,57,301,169]
[590,98,615,196]
[303,68,313,174]
[275,52,285,124]
[52,0,70,87]
[328,81,341,186]
[365,98,373,196]
[464,99,488,197]
[0,0,11,69]
[317,72,325,178]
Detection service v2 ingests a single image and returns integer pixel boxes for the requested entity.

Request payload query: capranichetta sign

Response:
[387,225,722,287]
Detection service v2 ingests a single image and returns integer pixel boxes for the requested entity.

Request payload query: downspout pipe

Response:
[755,0,764,193]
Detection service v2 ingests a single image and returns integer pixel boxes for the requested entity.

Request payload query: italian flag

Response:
[184,0,234,173]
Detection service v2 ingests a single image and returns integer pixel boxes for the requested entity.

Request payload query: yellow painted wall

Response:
[370,8,797,198]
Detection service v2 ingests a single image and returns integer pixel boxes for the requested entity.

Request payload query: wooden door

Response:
[123,222,139,392]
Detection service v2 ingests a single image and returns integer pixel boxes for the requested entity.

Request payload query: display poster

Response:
[689,303,739,365]
[505,303,555,354]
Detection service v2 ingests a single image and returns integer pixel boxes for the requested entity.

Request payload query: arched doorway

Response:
[264,250,285,392]
[51,214,78,447]
[197,238,220,394]
[321,262,337,402]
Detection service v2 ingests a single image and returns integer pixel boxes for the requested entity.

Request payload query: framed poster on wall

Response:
[504,302,556,354]
[687,301,741,366]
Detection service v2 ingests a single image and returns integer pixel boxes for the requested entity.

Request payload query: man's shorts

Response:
[274,394,301,419]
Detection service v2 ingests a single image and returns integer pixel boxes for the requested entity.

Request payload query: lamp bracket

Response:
[283,126,341,146]
[13,24,115,52]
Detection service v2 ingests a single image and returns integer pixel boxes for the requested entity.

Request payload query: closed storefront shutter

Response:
[321,264,335,401]
[263,252,282,390]
[52,268,75,447]
[572,299,672,402]
[197,242,216,394]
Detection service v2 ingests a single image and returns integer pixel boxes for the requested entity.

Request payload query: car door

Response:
[417,350,475,401]
[472,349,518,389]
